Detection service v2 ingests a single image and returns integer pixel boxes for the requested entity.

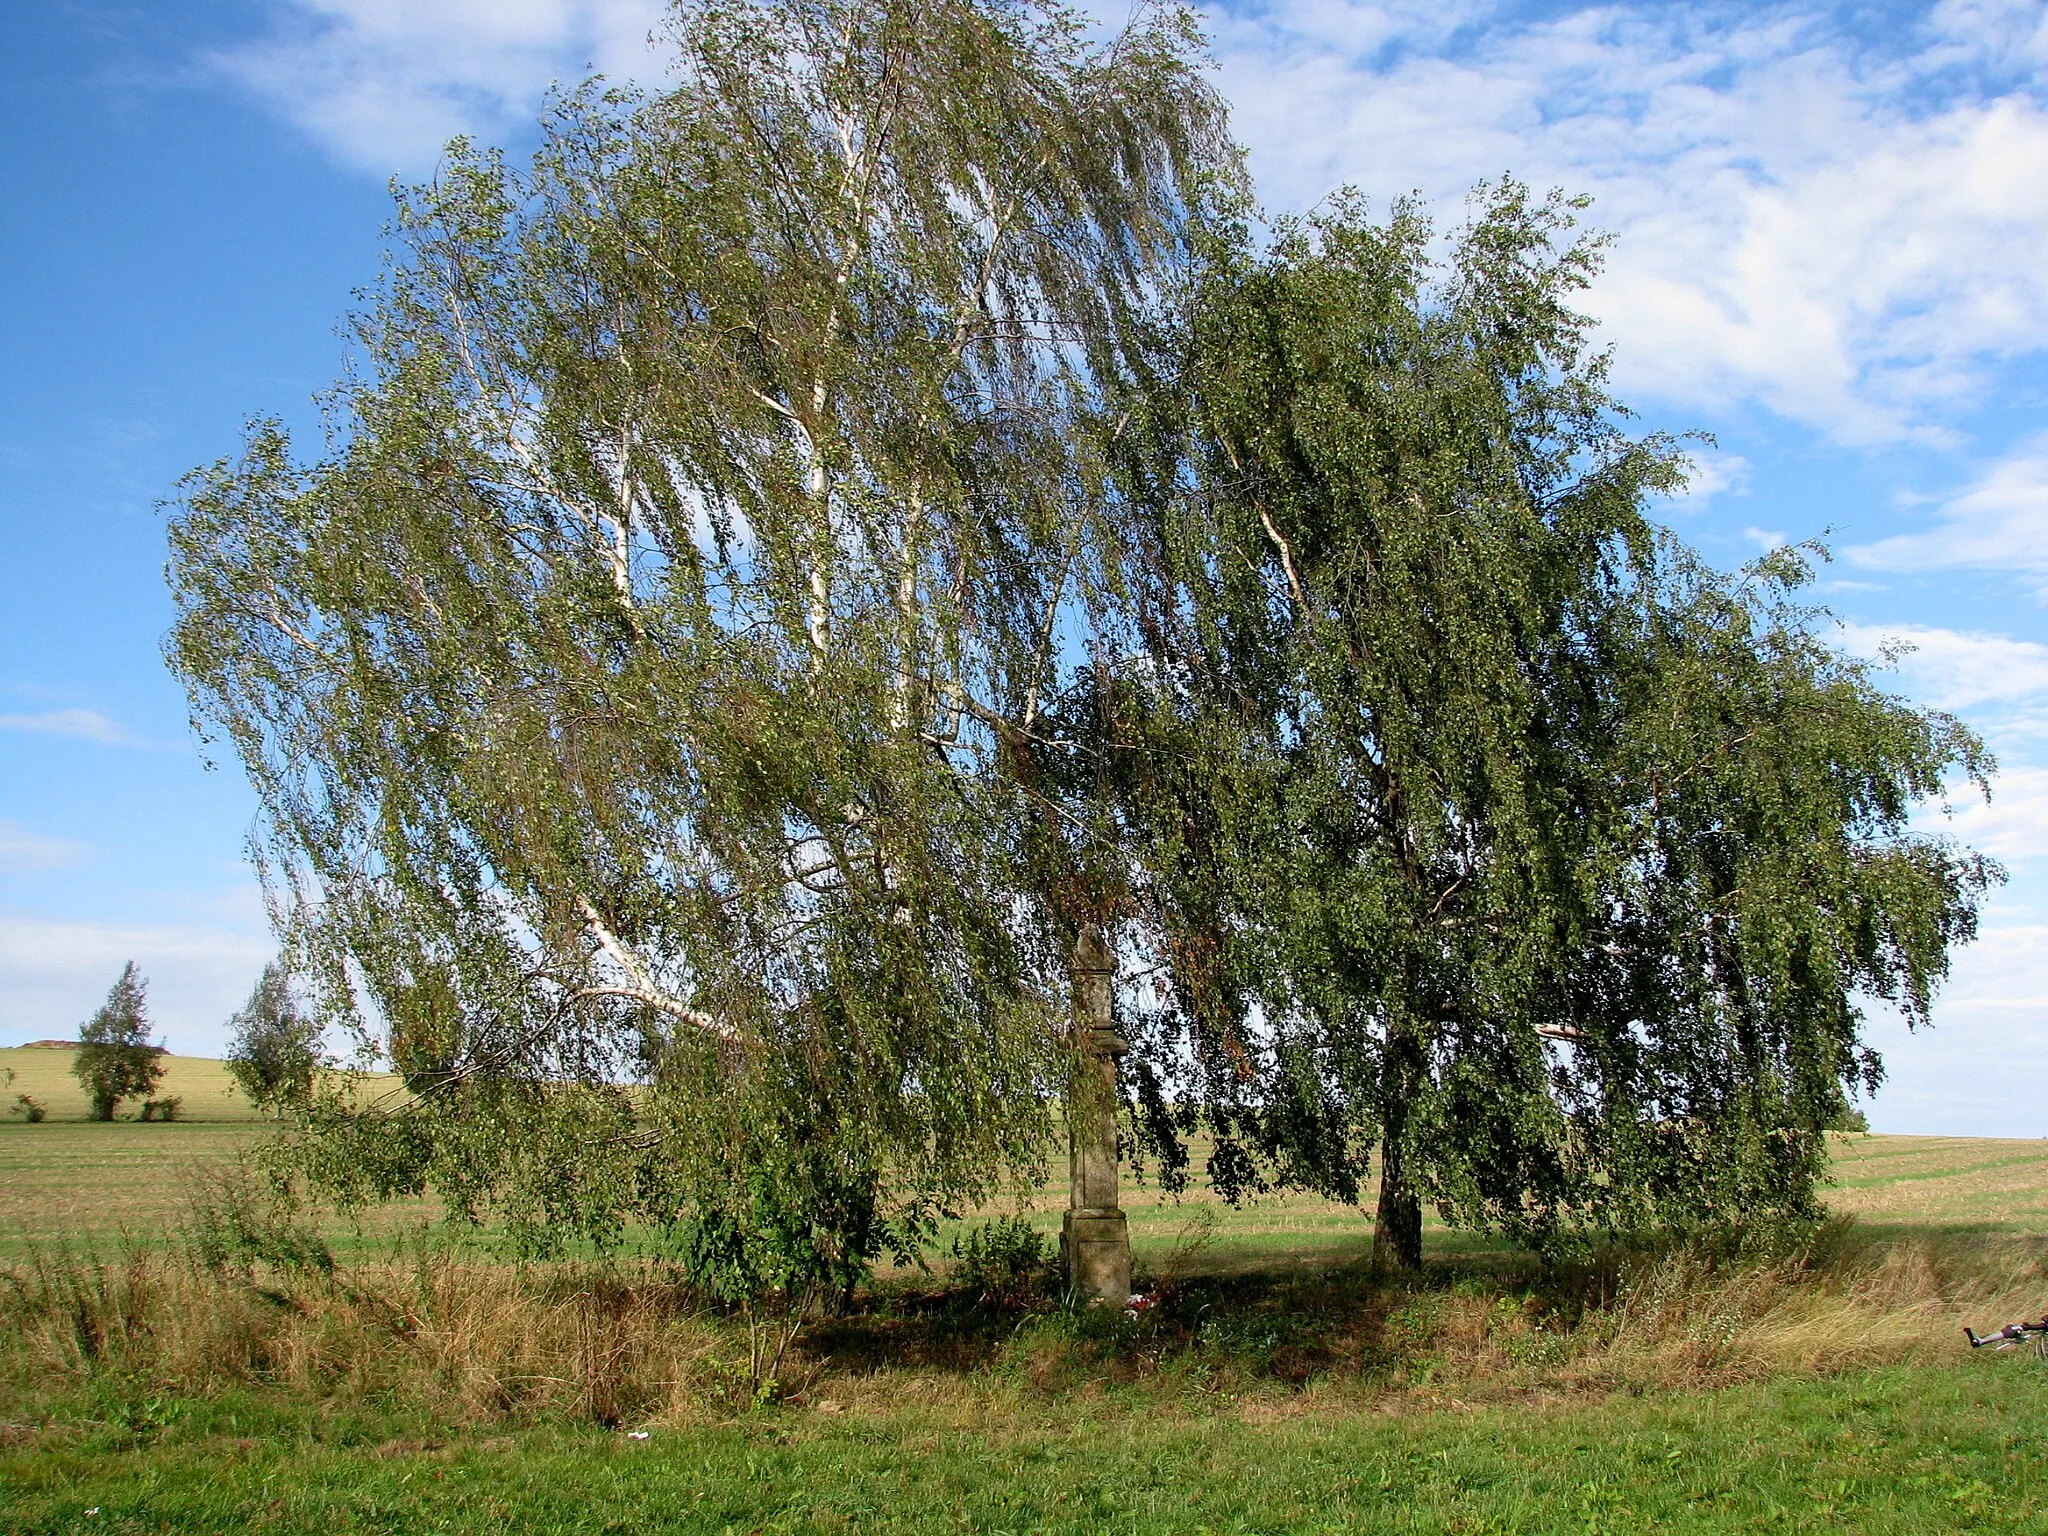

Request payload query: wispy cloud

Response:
[210,2,2048,443]
[1849,433,2048,596]
[1937,765,2048,865]
[0,914,274,1056]
[1835,624,2048,873]
[0,708,146,747]
[1660,450,1750,512]
[1210,1,2048,443]
[1837,621,2048,711]
[0,822,88,873]
[1860,909,2048,1134]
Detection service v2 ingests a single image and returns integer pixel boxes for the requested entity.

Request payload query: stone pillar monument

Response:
[1062,923,1131,1304]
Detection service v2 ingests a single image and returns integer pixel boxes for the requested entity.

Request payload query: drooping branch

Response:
[574,892,735,1039]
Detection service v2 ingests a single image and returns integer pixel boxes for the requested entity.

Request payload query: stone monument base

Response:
[1062,1207,1131,1304]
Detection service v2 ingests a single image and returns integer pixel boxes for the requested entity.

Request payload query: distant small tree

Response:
[73,962,165,1121]
[224,962,323,1116]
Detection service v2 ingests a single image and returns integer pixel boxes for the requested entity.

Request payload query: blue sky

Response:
[4,0,2048,1135]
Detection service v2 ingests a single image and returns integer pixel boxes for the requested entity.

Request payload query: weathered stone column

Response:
[1062,923,1131,1304]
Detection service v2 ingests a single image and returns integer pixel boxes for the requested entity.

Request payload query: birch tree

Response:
[1109,187,1997,1268]
[166,0,1233,1259]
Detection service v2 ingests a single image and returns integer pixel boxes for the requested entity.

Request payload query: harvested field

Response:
[3,1050,2044,1260]
[0,1050,411,1257]
[1825,1132,2048,1233]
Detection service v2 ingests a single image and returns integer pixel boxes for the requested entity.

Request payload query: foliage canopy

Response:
[1106,189,1997,1264]
[225,962,325,1116]
[167,0,1234,1257]
[166,0,1995,1275]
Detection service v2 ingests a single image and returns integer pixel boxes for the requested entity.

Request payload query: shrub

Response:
[678,1150,923,1399]
[11,1093,47,1123]
[949,1216,1053,1308]
[182,1160,334,1279]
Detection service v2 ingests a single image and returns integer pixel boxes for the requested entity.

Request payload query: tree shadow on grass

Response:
[803,1214,2048,1399]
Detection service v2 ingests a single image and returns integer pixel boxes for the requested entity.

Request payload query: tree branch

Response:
[574,892,734,1039]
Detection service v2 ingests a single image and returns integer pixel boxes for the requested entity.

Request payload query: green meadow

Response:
[4,1053,2047,1533]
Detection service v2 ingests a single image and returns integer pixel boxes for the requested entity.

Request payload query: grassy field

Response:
[0,1048,428,1258]
[0,1049,261,1258]
[0,1045,263,1124]
[5,1087,2044,1260]
[4,1076,2047,1533]
[4,1363,2045,1533]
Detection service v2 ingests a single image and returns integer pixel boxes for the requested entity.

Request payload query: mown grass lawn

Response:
[4,1362,2046,1533]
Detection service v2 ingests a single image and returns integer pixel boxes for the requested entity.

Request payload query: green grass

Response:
[5,1087,2048,1533]
[3,1363,2046,1532]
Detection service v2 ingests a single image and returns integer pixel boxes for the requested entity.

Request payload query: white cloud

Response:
[211,2,2048,440]
[1850,433,2048,595]
[1938,765,2048,865]
[1837,622,2048,711]
[1212,2,2048,441]
[213,0,670,174]
[1660,450,1750,511]
[1833,623,2048,866]
[0,823,87,873]
[0,708,145,747]
[1927,0,2048,68]
[0,915,274,1057]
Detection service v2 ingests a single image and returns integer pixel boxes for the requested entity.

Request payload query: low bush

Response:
[948,1215,1055,1309]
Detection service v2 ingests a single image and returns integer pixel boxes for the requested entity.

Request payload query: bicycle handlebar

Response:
[1964,1317,2048,1349]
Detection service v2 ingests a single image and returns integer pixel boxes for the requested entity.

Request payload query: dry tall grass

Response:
[0,1243,734,1426]
[1426,1220,2048,1394]
[4,1214,2041,1428]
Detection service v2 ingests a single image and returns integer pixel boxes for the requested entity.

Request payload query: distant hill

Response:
[1,1046,260,1123]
